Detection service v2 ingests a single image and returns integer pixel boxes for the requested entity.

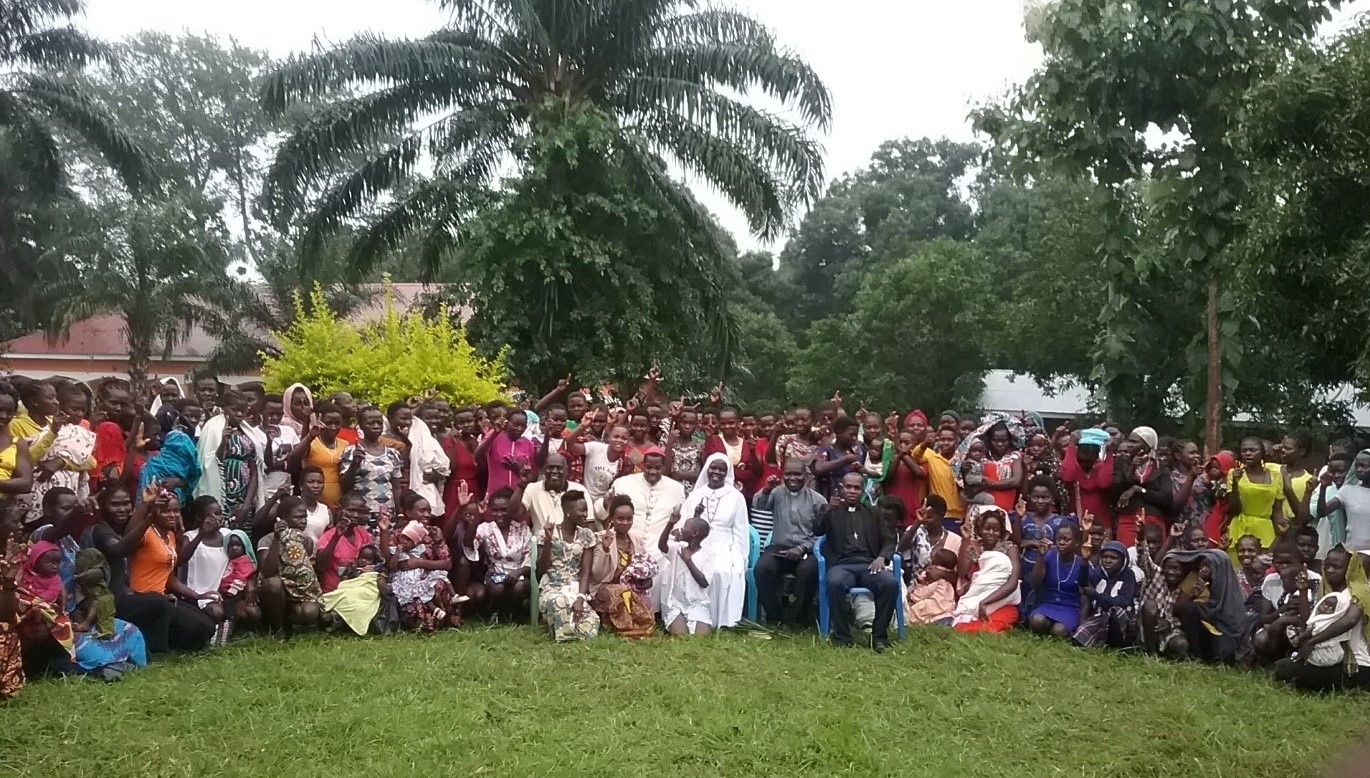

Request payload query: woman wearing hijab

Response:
[137,429,201,505]
[281,383,314,438]
[407,413,451,521]
[678,453,749,628]
[1162,547,1250,663]
[1110,426,1174,547]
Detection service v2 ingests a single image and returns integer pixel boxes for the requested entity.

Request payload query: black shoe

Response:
[871,638,889,653]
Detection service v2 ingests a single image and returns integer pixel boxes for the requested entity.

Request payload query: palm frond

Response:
[13,26,115,70]
[4,106,65,196]
[296,135,424,262]
[348,176,487,277]
[15,74,157,194]
[260,33,504,113]
[0,0,85,41]
[649,9,775,48]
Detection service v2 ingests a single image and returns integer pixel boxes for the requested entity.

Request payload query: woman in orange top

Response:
[289,402,347,508]
[125,484,215,651]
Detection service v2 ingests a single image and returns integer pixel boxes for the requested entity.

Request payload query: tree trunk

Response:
[1205,277,1220,456]
[126,326,152,402]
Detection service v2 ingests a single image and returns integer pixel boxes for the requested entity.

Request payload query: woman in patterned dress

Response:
[216,393,259,527]
[536,490,599,641]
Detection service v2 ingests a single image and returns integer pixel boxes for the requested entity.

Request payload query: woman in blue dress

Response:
[1014,476,1077,613]
[1027,522,1084,638]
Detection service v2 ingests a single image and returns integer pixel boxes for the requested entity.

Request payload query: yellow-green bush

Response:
[261,284,508,407]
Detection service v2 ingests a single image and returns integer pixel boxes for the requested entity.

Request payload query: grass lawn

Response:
[1,625,1368,777]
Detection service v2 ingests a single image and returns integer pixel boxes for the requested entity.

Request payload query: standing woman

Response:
[883,428,927,529]
[137,428,200,507]
[679,454,749,628]
[1110,426,1174,546]
[952,415,1025,514]
[340,407,404,530]
[1316,449,1370,553]
[1169,439,1209,528]
[15,382,96,522]
[196,391,260,529]
[0,386,33,504]
[407,404,451,522]
[290,401,347,510]
[442,406,480,522]
[1222,437,1286,560]
[281,384,314,438]
[90,382,139,493]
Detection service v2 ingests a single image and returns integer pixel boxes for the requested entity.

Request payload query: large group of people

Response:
[0,369,1367,700]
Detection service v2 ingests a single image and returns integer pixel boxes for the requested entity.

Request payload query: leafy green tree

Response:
[455,106,735,392]
[787,239,993,413]
[978,0,1345,450]
[778,137,977,328]
[261,0,831,274]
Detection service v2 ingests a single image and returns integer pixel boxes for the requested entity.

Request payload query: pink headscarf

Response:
[400,521,428,546]
[20,541,64,604]
[904,409,928,429]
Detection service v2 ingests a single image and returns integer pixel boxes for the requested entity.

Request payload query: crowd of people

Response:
[0,369,1367,700]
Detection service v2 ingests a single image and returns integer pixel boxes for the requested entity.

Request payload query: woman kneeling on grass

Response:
[589,495,657,639]
[1027,523,1084,639]
[537,490,599,641]
[952,509,1020,633]
[474,488,531,619]
[1275,545,1370,691]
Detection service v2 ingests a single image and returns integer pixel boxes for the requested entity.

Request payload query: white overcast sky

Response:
[77,1,1360,253]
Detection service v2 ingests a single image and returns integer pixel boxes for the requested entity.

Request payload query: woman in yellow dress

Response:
[289,401,347,509]
[1222,437,1286,562]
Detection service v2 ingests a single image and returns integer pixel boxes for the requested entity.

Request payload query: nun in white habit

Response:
[678,453,749,628]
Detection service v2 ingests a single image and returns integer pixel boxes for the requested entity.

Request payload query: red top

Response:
[92,420,127,492]
[1059,445,1116,527]
[701,435,763,497]
[883,456,926,527]
[442,434,479,519]
[755,438,781,486]
[337,426,359,445]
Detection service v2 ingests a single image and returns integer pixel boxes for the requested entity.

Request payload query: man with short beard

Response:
[514,452,586,535]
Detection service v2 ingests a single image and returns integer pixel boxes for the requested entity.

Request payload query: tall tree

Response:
[978,0,1345,452]
[261,0,830,270]
[0,0,155,334]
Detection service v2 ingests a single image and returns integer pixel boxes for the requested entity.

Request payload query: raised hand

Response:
[457,481,473,508]
[556,373,573,391]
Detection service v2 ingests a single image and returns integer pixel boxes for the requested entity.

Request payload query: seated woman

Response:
[474,487,531,619]
[70,548,148,678]
[80,484,180,654]
[211,530,258,645]
[386,490,460,631]
[904,547,958,626]
[588,495,657,639]
[1163,548,1250,663]
[1274,545,1370,692]
[952,509,1021,633]
[536,490,599,641]
[1136,529,1190,658]
[1073,540,1138,648]
[322,543,393,636]
[122,485,216,652]
[257,496,326,635]
[1027,523,1084,639]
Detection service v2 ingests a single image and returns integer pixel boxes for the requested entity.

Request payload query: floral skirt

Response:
[0,628,22,699]
[540,586,599,642]
[400,580,460,632]
[589,584,655,639]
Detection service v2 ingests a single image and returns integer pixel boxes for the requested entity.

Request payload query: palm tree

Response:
[261,0,831,271]
[51,195,239,390]
[1,0,156,334]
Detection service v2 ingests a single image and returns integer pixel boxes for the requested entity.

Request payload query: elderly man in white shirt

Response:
[515,452,586,535]
[607,446,685,607]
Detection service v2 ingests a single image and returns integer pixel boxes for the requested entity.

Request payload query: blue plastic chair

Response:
[744,525,761,622]
[814,535,905,640]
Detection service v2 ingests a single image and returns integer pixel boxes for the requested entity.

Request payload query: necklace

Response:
[1055,554,1079,593]
[702,492,722,524]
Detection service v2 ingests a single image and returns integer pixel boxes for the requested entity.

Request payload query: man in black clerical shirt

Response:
[815,472,898,651]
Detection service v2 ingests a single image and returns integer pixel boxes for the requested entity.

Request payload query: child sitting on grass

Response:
[212,530,258,647]
[659,511,714,636]
[905,547,958,625]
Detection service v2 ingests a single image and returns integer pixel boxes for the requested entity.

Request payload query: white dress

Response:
[184,530,229,609]
[662,541,715,632]
[679,453,749,628]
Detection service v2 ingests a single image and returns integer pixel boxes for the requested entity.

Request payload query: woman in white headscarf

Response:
[678,453,748,627]
[407,414,451,518]
[1110,425,1174,546]
[281,384,314,437]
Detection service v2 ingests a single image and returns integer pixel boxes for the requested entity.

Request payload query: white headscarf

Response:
[148,377,183,418]
[408,415,450,516]
[678,452,749,627]
[194,412,267,509]
[282,383,313,436]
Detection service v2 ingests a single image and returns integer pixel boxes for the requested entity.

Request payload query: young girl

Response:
[299,466,332,544]
[474,487,532,619]
[659,511,714,636]
[589,495,657,638]
[213,530,257,646]
[1136,536,1190,658]
[1073,540,1139,648]
[905,547,958,625]
[537,490,599,641]
[180,496,230,624]
[666,409,703,492]
[1014,477,1076,611]
[1027,523,1084,638]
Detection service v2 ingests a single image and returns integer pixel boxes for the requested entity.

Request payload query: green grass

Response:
[1,626,1367,777]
